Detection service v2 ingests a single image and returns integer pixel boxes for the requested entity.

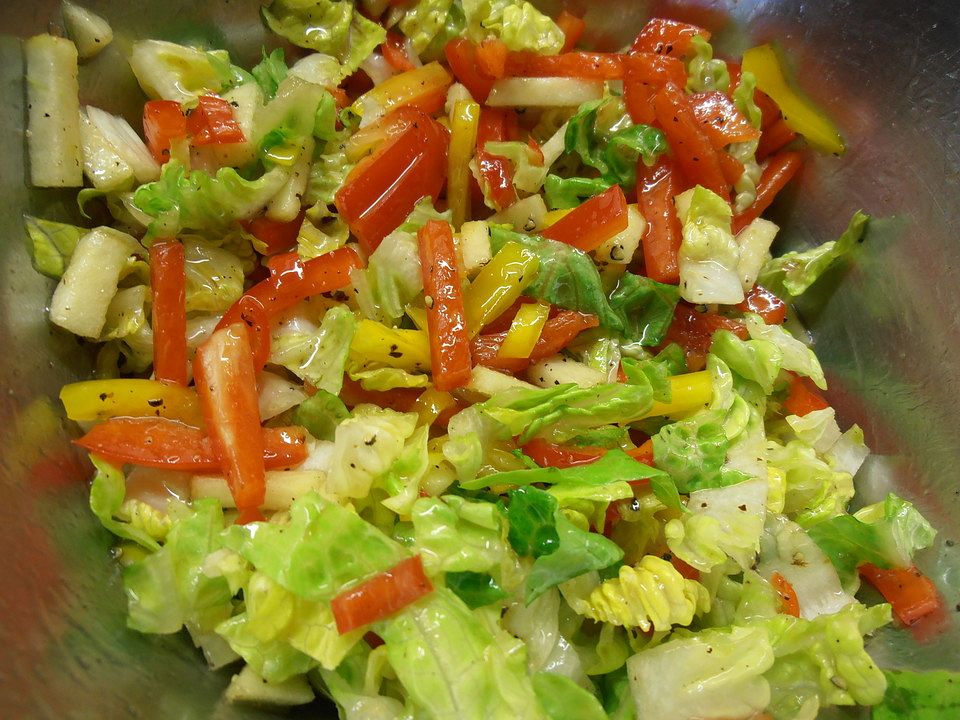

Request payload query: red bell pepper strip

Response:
[472,311,599,372]
[732,151,803,234]
[417,220,472,391]
[235,295,272,370]
[476,108,518,210]
[631,18,710,57]
[757,117,798,161]
[523,438,606,468]
[690,91,761,149]
[186,95,245,146]
[623,52,687,124]
[718,151,745,185]
[637,159,685,284]
[193,325,267,518]
[476,38,509,79]
[859,563,942,626]
[737,284,787,324]
[782,373,829,417]
[503,51,625,80]
[653,82,729,198]
[244,210,305,256]
[444,38,496,102]
[335,113,448,253]
[143,100,186,164]
[339,377,421,413]
[381,31,416,72]
[75,417,307,472]
[670,555,701,581]
[557,10,586,53]
[217,247,362,365]
[331,555,434,634]
[541,184,629,252]
[771,571,801,617]
[149,240,188,386]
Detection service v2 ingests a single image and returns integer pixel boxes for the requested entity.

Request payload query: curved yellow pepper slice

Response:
[60,379,204,426]
[644,371,713,419]
[742,43,845,155]
[496,301,551,359]
[349,319,431,373]
[463,241,539,337]
[447,99,480,229]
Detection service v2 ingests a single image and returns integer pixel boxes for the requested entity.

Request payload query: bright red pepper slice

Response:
[418,220,472,391]
[782,373,829,417]
[771,571,801,617]
[757,117,798,161]
[623,52,687,125]
[523,438,606,468]
[149,240,188,386]
[631,18,710,57]
[331,555,434,634]
[690,91,761,149]
[335,113,448,253]
[653,82,729,198]
[732,151,803,234]
[244,210,305,256]
[670,555,701,581]
[541,184,629,252]
[193,325,266,518]
[476,107,518,211]
[859,564,942,626]
[235,295,272,371]
[75,417,307,472]
[557,10,586,52]
[218,246,361,333]
[718,152,745,186]
[381,31,416,72]
[471,311,600,372]
[143,100,186,164]
[637,159,684,284]
[444,38,496,102]
[737,284,787,324]
[186,95,245,146]
[504,51,625,80]
[476,38,509,79]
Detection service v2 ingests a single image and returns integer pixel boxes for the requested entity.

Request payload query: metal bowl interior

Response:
[1,1,958,717]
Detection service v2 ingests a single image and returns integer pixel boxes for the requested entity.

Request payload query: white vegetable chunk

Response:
[61,0,113,59]
[24,34,83,187]
[49,227,142,338]
[487,77,604,107]
[78,109,134,191]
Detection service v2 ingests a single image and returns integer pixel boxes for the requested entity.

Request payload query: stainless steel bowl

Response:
[1,1,958,717]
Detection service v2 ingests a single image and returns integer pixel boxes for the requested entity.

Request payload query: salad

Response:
[23,0,953,717]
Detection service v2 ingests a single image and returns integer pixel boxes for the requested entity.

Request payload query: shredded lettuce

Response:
[686,35,730,94]
[533,672,607,720]
[24,215,86,279]
[461,0,564,54]
[251,47,289,99]
[270,305,356,394]
[875,669,960,720]
[293,390,349,442]
[676,185,745,305]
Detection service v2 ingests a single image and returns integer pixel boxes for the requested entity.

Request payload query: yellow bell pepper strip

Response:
[60,379,204,426]
[542,207,572,227]
[642,371,713,419]
[462,242,540,337]
[742,44,845,155]
[447,99,480,229]
[496,301,551,359]
[349,319,431,373]
[352,62,453,128]
[411,387,457,427]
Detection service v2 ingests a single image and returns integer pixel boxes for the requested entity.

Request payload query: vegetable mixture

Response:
[24,1,953,717]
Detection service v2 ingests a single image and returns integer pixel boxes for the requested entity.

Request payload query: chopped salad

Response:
[23,0,952,717]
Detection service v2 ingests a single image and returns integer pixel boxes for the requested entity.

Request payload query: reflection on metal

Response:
[0,1,957,717]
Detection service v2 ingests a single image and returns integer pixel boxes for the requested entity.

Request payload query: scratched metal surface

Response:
[0,1,957,718]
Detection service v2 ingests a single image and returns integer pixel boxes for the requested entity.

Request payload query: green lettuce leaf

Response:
[769,439,853,526]
[270,305,356,394]
[627,625,775,719]
[875,669,960,720]
[400,0,456,54]
[353,228,422,325]
[411,494,513,574]
[686,35,730,93]
[133,160,288,238]
[620,345,685,403]
[732,70,763,129]
[89,457,162,552]
[461,0,564,54]
[854,492,937,566]
[710,329,783,394]
[123,499,233,634]
[222,492,408,602]
[544,174,612,210]
[261,0,385,77]
[653,408,740,493]
[676,185,744,305]
[379,587,547,719]
[533,672,607,720]
[304,140,353,206]
[745,313,826,389]
[216,611,316,684]
[526,514,623,602]
[348,367,431,391]
[446,571,510,609]
[490,227,678,344]
[181,237,245,313]
[251,47,288,99]
[24,215,86,279]
[501,486,560,558]
[758,211,869,297]
[292,390,349,442]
